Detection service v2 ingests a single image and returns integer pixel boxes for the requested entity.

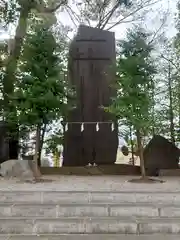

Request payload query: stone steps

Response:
[1,190,180,235]
[1,191,180,204]
[1,217,180,234]
[0,235,179,240]
[1,202,180,218]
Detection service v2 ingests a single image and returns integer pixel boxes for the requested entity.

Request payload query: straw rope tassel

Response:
[81,123,84,132]
[96,123,99,132]
[65,123,68,132]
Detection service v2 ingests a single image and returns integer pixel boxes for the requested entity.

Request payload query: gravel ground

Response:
[0,175,180,192]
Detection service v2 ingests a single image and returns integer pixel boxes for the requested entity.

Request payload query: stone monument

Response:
[63,25,118,166]
[144,135,180,175]
[0,122,18,164]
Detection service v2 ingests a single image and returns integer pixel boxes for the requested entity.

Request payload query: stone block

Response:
[0,219,33,234]
[42,192,90,204]
[0,205,11,217]
[6,234,180,240]
[139,219,180,234]
[110,205,158,217]
[159,169,180,176]
[84,218,137,234]
[0,237,8,240]
[1,191,180,205]
[0,191,41,203]
[11,204,57,217]
[35,219,85,234]
[89,192,126,203]
[89,192,180,204]
[160,207,180,217]
[34,218,138,234]
[57,205,108,217]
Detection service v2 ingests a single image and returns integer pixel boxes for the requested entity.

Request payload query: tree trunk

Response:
[37,123,47,167]
[136,129,146,178]
[177,81,180,142]
[168,62,175,144]
[151,85,155,135]
[130,126,135,165]
[3,0,64,108]
[3,5,30,108]
[2,5,30,151]
[33,124,42,179]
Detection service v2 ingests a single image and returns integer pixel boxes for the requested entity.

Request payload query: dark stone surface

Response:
[0,122,19,164]
[9,139,18,159]
[40,164,140,175]
[144,135,180,176]
[63,25,118,166]
[0,122,9,164]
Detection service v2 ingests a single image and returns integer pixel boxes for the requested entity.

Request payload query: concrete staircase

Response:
[1,190,180,239]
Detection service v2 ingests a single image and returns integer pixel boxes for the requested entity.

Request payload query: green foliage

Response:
[45,129,63,154]
[0,0,19,27]
[11,24,71,128]
[107,26,156,132]
[171,1,180,142]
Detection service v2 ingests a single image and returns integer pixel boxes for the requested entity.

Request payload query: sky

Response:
[56,0,178,40]
[0,0,178,41]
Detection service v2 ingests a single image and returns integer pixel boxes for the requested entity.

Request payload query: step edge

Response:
[1,202,180,207]
[1,234,180,236]
[2,216,180,221]
[1,190,180,194]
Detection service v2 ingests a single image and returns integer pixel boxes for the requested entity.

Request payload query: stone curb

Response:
[1,191,180,204]
[0,234,179,240]
[0,234,178,240]
[1,203,180,218]
[1,217,180,234]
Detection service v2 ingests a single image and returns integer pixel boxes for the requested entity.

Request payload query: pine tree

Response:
[107,26,156,180]
[12,24,71,167]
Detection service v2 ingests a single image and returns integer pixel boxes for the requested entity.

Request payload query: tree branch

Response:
[96,2,120,29]
[0,0,5,5]
[65,5,82,24]
[74,0,91,25]
[147,11,169,46]
[106,0,161,31]
[108,17,142,25]
[65,7,78,28]
[160,54,179,70]
[36,0,67,13]
[96,0,111,28]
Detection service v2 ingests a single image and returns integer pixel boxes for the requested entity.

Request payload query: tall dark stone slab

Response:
[144,135,180,176]
[0,122,9,164]
[0,122,19,164]
[63,25,118,166]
